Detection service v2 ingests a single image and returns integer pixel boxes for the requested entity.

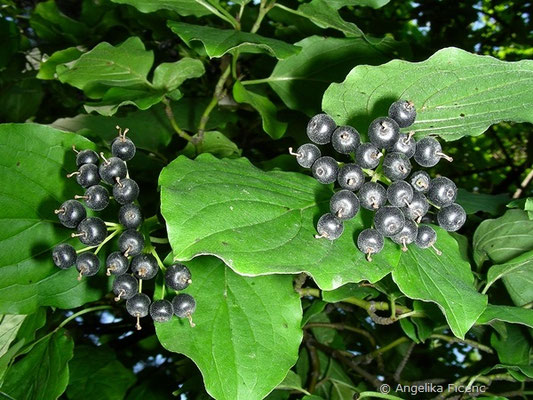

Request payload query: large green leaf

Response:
[323,47,533,141]
[0,315,26,358]
[0,329,74,400]
[485,250,533,306]
[233,81,287,139]
[167,22,300,59]
[67,345,136,400]
[0,124,105,314]
[159,154,402,290]
[56,37,154,98]
[473,210,533,267]
[477,305,533,329]
[392,226,487,339]
[155,257,302,400]
[264,36,397,115]
[110,0,212,17]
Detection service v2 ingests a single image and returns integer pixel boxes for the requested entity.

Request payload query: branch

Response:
[393,342,416,382]
[162,98,194,143]
[429,334,494,354]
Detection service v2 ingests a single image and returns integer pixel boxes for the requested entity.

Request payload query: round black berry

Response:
[358,182,387,210]
[112,274,138,301]
[387,181,414,208]
[388,100,417,128]
[391,220,418,251]
[112,137,136,161]
[75,252,100,280]
[289,144,321,168]
[315,213,344,240]
[165,263,192,291]
[55,199,86,229]
[105,251,129,276]
[410,171,431,193]
[150,299,173,323]
[311,156,339,184]
[355,143,382,169]
[368,117,400,150]
[118,204,143,229]
[113,178,139,205]
[331,126,360,154]
[172,293,197,324]
[99,155,127,185]
[357,228,384,261]
[374,206,405,237]
[73,217,106,246]
[52,243,77,269]
[306,114,336,145]
[77,185,109,211]
[337,163,365,191]
[131,253,158,280]
[437,203,466,232]
[414,137,453,167]
[383,152,411,181]
[126,293,151,330]
[404,192,429,222]
[75,149,99,167]
[428,177,457,207]
[118,229,144,257]
[69,164,100,188]
[330,190,360,220]
[415,225,441,255]
[392,133,416,158]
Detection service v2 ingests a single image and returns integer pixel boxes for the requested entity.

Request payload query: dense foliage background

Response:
[0,0,532,399]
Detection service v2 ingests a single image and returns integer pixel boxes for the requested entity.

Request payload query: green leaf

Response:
[83,88,165,116]
[37,47,85,80]
[473,209,533,267]
[456,189,510,215]
[0,124,105,314]
[159,154,402,291]
[110,0,212,17]
[56,37,153,98]
[296,0,363,37]
[276,370,311,395]
[167,22,300,59]
[485,250,533,306]
[491,325,530,365]
[323,47,533,141]
[0,329,74,400]
[0,315,26,358]
[155,257,303,400]
[67,345,136,400]
[329,0,391,8]
[0,77,44,123]
[152,58,205,92]
[477,305,533,329]
[322,284,379,303]
[392,226,487,339]
[0,18,20,69]
[233,81,287,139]
[182,131,241,158]
[265,36,398,115]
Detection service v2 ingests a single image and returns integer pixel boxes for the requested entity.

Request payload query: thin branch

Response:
[305,336,320,393]
[512,167,533,198]
[429,334,494,354]
[162,98,194,143]
[393,342,416,382]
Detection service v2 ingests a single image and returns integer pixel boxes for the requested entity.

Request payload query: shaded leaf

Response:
[0,124,105,314]
[182,131,241,158]
[155,257,303,400]
[0,329,74,400]
[473,209,533,267]
[38,47,85,80]
[456,189,510,215]
[0,315,26,358]
[323,47,533,141]
[110,0,212,17]
[276,370,310,395]
[233,81,287,139]
[296,0,363,37]
[152,58,205,92]
[322,284,379,303]
[491,325,530,365]
[167,21,299,59]
[265,36,398,115]
[67,345,136,400]
[329,0,391,8]
[392,226,487,338]
[159,154,402,291]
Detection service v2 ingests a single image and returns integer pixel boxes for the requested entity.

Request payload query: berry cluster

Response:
[290,100,466,261]
[51,127,196,330]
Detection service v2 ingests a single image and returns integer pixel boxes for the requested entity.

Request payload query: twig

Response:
[250,0,276,33]
[305,336,320,393]
[162,98,194,143]
[429,334,494,354]
[394,342,416,382]
[512,167,533,198]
